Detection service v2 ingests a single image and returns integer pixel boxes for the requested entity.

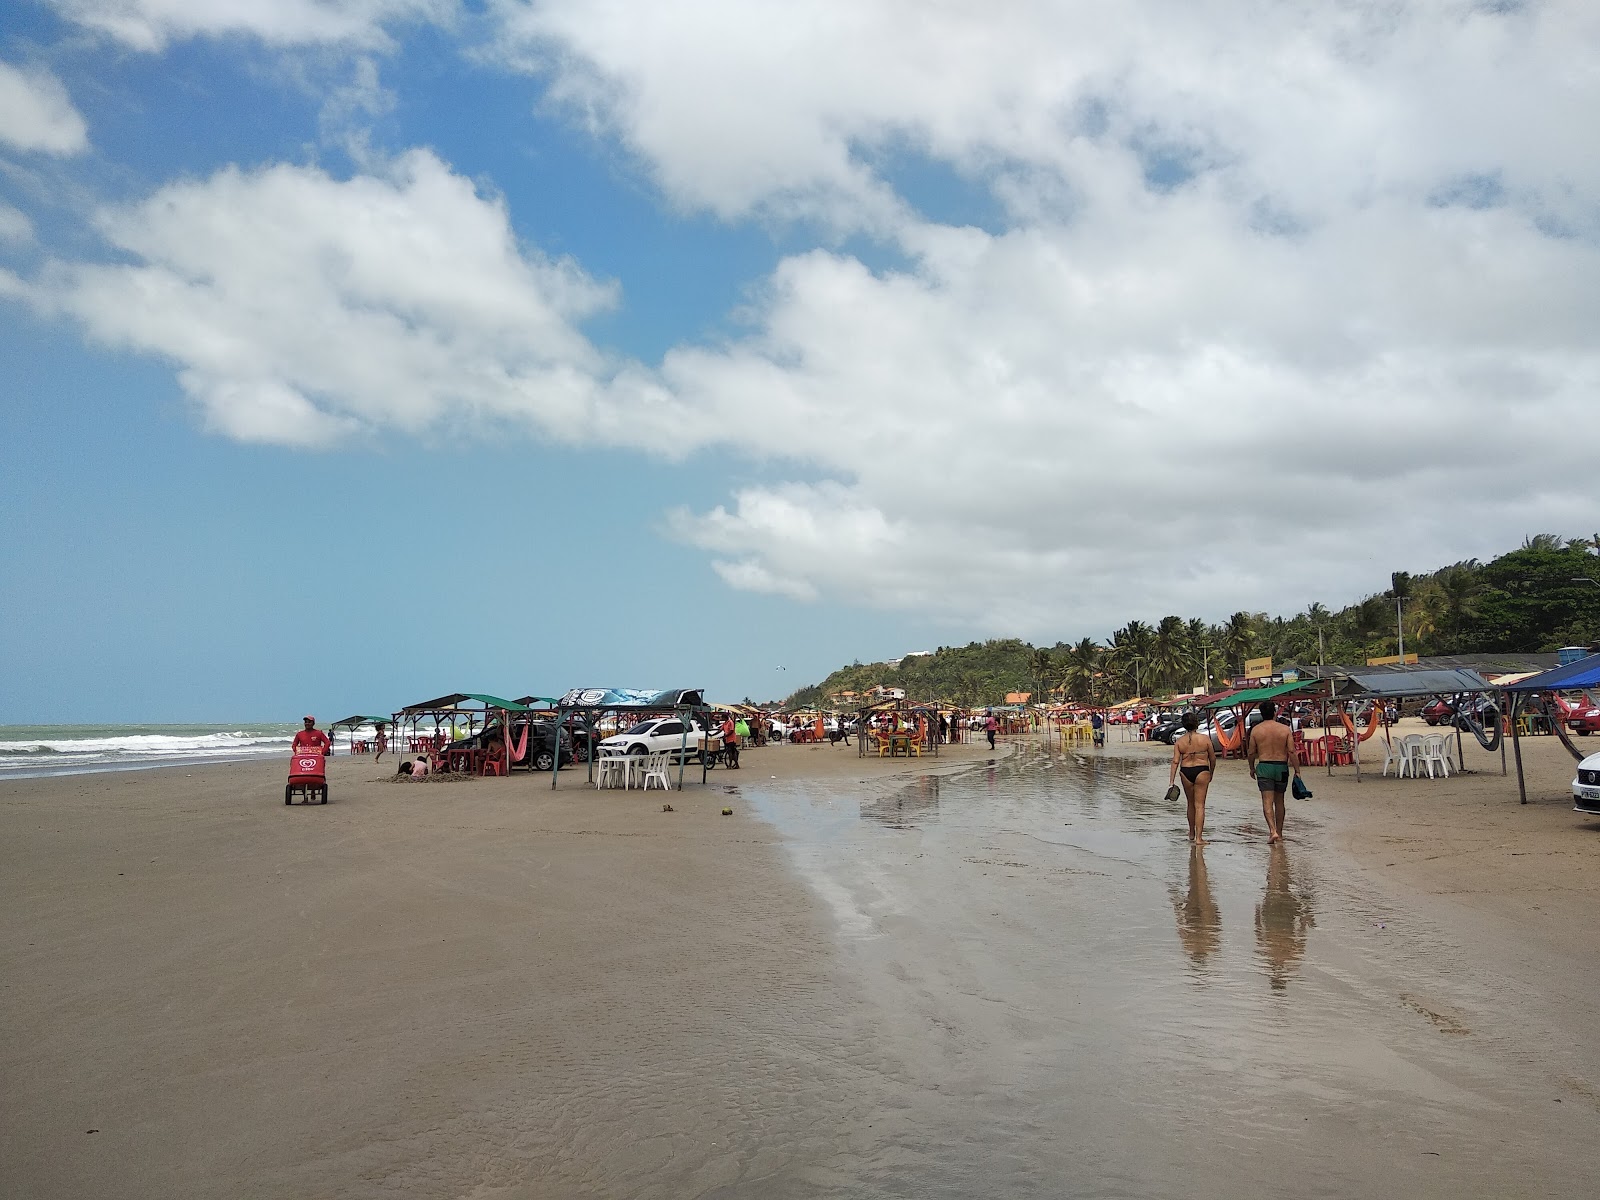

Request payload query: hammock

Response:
[1455,704,1502,752]
[508,721,531,763]
[1213,711,1244,752]
[1541,693,1586,763]
[1337,705,1384,743]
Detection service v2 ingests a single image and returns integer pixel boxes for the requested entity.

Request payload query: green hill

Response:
[783,534,1600,709]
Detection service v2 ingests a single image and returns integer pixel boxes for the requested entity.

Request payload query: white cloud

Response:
[46,0,456,51]
[0,203,35,243]
[475,0,1600,632]
[12,2,1600,635]
[20,150,620,447]
[491,0,1600,233]
[0,62,89,156]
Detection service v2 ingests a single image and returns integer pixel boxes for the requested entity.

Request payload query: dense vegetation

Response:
[784,535,1600,709]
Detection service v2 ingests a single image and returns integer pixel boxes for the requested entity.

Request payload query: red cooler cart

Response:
[286,752,329,805]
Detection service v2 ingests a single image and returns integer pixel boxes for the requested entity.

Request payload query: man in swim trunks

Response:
[1247,700,1299,843]
[1168,711,1217,843]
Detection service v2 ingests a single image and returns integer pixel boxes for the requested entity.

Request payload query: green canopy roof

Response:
[1207,679,1324,709]
[330,714,393,730]
[398,693,532,714]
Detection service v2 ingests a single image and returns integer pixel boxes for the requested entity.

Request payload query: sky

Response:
[2,0,1598,723]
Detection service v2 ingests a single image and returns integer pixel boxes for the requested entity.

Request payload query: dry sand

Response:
[0,739,997,1198]
[3,728,1597,1197]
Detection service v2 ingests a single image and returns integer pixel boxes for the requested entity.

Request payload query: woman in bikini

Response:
[1169,711,1217,844]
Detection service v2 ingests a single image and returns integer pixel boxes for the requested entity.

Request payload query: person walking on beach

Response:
[1247,701,1299,843]
[374,723,389,763]
[1090,710,1105,748]
[984,709,999,750]
[1168,712,1216,843]
[293,716,331,756]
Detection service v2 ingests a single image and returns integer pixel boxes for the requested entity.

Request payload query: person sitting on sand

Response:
[410,754,430,779]
[293,716,331,756]
[1168,712,1217,843]
[1247,701,1299,843]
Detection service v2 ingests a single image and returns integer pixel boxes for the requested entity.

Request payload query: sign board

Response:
[1364,653,1419,667]
[1244,657,1273,680]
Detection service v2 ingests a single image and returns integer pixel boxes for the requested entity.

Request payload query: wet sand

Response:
[2,730,1596,1197]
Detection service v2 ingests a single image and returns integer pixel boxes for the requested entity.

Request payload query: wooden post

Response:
[1510,693,1527,805]
[1499,691,1508,776]
[1353,700,1362,782]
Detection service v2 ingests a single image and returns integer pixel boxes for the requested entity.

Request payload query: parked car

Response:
[1573,751,1600,814]
[448,720,576,772]
[596,717,709,759]
[1559,696,1600,736]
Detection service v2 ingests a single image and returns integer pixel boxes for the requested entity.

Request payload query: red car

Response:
[1558,694,1600,736]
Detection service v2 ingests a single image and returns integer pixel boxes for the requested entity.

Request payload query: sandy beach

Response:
[3,730,1597,1197]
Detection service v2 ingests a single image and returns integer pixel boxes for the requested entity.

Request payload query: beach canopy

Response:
[1332,669,1492,698]
[1496,653,1600,692]
[1206,679,1321,709]
[330,714,392,730]
[399,693,532,714]
[556,688,705,709]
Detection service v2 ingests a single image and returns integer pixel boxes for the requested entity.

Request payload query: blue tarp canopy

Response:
[1497,653,1600,692]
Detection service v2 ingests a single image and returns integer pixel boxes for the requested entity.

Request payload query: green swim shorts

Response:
[1255,762,1290,792]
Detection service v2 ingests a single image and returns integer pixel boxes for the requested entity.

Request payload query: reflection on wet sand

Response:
[1255,844,1315,991]
[861,774,941,828]
[1172,843,1222,968]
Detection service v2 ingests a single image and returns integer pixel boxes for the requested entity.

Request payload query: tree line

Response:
[784,534,1600,709]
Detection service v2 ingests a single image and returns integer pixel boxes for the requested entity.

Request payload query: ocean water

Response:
[0,723,306,780]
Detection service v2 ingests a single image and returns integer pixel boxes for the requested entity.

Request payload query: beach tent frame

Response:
[329,714,392,755]
[391,693,540,774]
[853,698,944,758]
[554,688,710,791]
[1496,653,1600,804]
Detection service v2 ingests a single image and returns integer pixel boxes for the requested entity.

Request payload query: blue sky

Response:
[3,1,1597,723]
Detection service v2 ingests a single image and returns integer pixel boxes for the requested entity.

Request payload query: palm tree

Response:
[1064,638,1103,704]
[1434,562,1483,644]
[1304,602,1330,668]
[1028,648,1053,706]
[1151,615,1191,693]
[1221,611,1255,676]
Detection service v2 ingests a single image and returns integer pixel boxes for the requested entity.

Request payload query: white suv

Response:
[596,717,708,759]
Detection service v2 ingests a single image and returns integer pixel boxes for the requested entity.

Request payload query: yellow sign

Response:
[1244,657,1273,680]
[1365,653,1419,666]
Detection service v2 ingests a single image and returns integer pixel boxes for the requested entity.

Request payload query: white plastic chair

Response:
[595,752,628,789]
[1435,735,1457,776]
[1397,734,1423,778]
[1381,737,1405,777]
[642,752,673,792]
[1420,734,1451,778]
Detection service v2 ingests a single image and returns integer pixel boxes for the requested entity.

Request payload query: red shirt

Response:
[293,728,331,754]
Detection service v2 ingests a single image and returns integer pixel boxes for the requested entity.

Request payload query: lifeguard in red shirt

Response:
[293,715,332,755]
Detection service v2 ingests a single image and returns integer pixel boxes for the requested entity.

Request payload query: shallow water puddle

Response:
[738,743,1593,1199]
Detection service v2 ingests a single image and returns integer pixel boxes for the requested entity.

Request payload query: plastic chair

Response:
[1419,735,1451,778]
[1380,738,1404,777]
[595,753,628,789]
[643,753,673,792]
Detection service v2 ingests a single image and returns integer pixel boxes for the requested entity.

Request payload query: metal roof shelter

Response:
[1331,669,1494,698]
[329,714,392,753]
[554,688,710,790]
[391,694,536,771]
[1495,654,1600,804]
